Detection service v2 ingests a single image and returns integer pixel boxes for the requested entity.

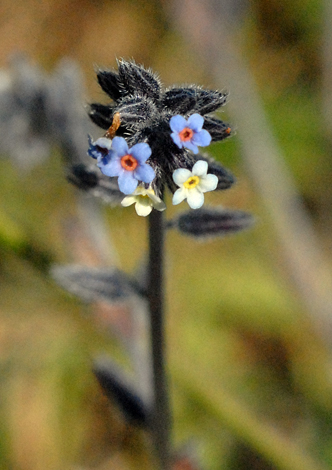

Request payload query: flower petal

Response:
[187,188,204,209]
[135,200,153,217]
[173,168,192,185]
[198,174,218,192]
[172,187,187,205]
[187,113,204,132]
[192,129,212,147]
[148,193,166,211]
[130,142,152,163]
[94,137,113,150]
[192,160,208,176]
[111,136,129,156]
[118,172,138,194]
[134,163,155,183]
[100,158,122,177]
[121,195,137,207]
[183,140,199,154]
[170,132,183,148]
[170,115,187,132]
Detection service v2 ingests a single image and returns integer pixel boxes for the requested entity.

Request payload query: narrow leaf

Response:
[51,265,146,302]
[93,357,149,427]
[67,163,124,205]
[169,207,254,238]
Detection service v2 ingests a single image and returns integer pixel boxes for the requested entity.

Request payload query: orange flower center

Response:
[179,127,194,142]
[121,154,138,171]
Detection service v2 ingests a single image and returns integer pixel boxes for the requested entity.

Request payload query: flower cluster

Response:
[87,60,234,215]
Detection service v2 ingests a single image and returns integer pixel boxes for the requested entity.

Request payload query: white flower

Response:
[121,185,166,217]
[172,160,218,209]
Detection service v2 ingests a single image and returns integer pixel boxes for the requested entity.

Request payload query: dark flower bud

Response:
[89,103,114,130]
[203,116,232,142]
[118,60,161,101]
[96,69,122,102]
[162,88,198,115]
[117,95,157,126]
[162,87,228,116]
[198,155,235,190]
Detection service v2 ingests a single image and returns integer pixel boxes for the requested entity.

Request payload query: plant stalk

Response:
[148,207,171,470]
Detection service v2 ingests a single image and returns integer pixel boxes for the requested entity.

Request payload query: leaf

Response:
[93,357,149,427]
[51,265,146,303]
[169,207,254,238]
[67,163,124,205]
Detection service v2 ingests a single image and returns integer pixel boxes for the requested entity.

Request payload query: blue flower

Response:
[99,136,155,195]
[170,114,212,154]
[87,136,112,165]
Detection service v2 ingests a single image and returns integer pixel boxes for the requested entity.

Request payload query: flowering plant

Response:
[57,59,253,469]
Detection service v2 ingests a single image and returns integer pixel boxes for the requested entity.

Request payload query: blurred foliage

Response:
[1,0,332,469]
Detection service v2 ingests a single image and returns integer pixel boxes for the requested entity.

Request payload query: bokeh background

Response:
[1,0,332,469]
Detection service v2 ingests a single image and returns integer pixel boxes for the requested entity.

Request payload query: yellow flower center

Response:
[184,175,199,189]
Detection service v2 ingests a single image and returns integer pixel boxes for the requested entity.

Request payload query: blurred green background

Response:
[1,0,332,469]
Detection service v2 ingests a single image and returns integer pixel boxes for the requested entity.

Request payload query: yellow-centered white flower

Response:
[121,185,166,217]
[172,160,218,209]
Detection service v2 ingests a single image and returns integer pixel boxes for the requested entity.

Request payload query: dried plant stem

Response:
[148,208,171,470]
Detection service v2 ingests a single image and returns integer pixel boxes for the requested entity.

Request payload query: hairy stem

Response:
[148,208,171,470]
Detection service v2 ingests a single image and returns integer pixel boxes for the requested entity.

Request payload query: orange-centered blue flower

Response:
[170,114,211,154]
[98,137,155,194]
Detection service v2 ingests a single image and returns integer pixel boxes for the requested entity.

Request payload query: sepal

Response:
[117,95,157,125]
[117,60,161,101]
[203,116,232,142]
[88,103,114,130]
[162,87,227,115]
[96,69,122,101]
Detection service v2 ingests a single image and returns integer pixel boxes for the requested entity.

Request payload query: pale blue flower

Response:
[170,114,211,154]
[87,136,112,165]
[99,137,155,195]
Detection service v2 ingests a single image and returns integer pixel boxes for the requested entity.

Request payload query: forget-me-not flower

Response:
[172,160,218,209]
[170,114,211,154]
[99,136,155,195]
[121,185,166,217]
[87,136,112,165]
